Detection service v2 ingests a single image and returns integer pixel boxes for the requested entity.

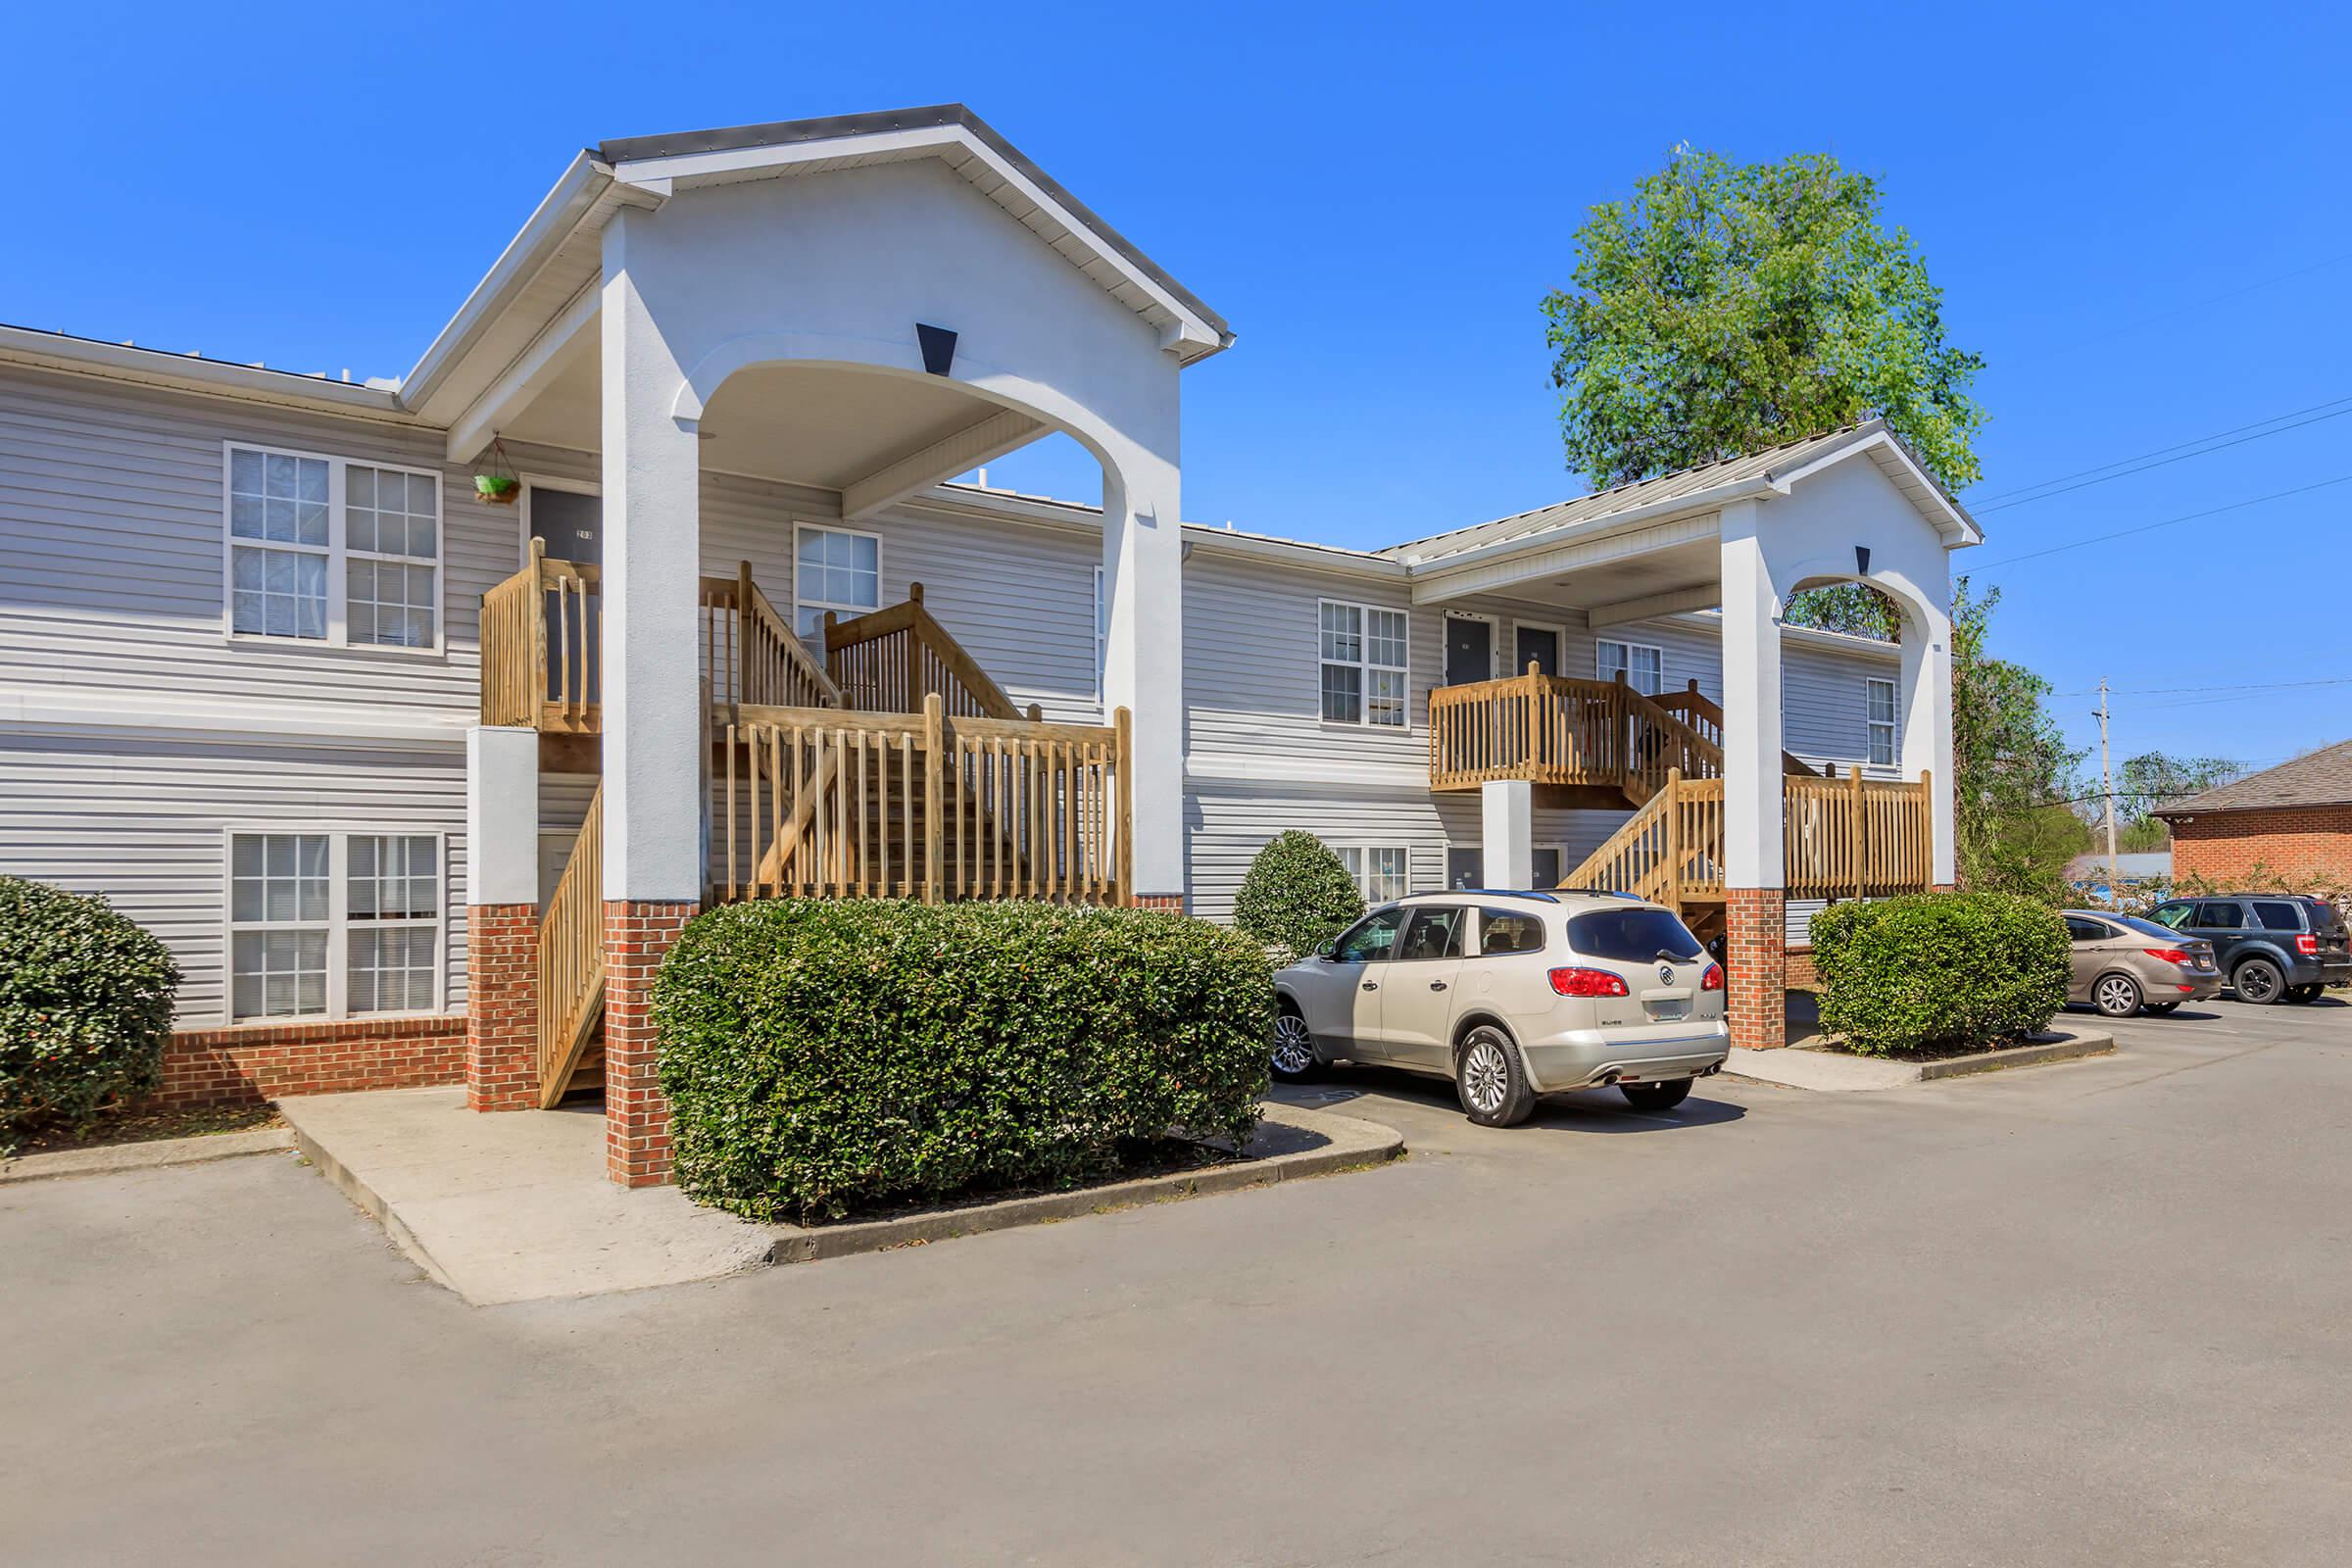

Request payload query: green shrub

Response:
[654,899,1274,1222]
[1,876,179,1153]
[1812,891,2069,1056]
[1232,831,1365,960]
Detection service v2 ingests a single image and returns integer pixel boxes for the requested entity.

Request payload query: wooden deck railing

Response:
[1430,667,1723,797]
[824,583,1021,719]
[700,563,840,714]
[716,695,1132,905]
[1784,765,1936,900]
[536,780,606,1107]
[480,538,601,732]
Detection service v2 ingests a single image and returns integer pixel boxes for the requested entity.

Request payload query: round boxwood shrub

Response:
[1,876,180,1152]
[654,900,1274,1222]
[1232,830,1365,961]
[1811,891,2069,1056]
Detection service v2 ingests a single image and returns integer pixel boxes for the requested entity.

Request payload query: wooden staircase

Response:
[483,558,1133,1106]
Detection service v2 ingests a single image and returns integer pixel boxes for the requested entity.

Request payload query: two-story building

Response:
[0,105,1973,1185]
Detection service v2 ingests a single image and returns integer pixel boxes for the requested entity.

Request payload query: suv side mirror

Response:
[1315,939,1341,961]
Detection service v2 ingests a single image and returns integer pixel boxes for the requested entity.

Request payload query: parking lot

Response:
[5,995,2349,1566]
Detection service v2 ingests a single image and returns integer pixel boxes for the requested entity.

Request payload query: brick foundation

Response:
[1133,893,1185,911]
[1726,887,1788,1052]
[2168,807,2352,886]
[466,904,540,1111]
[155,1015,466,1108]
[604,900,697,1188]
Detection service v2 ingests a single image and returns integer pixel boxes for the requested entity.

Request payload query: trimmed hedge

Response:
[1,876,180,1153]
[1232,830,1365,961]
[654,900,1274,1222]
[1812,892,2069,1056]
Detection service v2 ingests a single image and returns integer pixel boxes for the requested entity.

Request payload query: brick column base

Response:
[1133,893,1185,911]
[1931,883,1956,895]
[1726,887,1788,1052]
[466,904,540,1111]
[604,900,697,1188]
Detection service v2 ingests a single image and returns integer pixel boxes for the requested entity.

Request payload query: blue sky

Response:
[7,1,2346,776]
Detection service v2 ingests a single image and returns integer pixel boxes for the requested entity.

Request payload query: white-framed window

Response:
[1594,638,1665,696]
[222,443,442,650]
[793,522,883,637]
[1319,599,1409,726]
[224,830,442,1022]
[1867,677,1899,767]
[1335,844,1412,904]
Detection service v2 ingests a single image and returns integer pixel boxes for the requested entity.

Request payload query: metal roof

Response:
[2155,739,2352,816]
[1381,420,1973,565]
[597,104,1231,346]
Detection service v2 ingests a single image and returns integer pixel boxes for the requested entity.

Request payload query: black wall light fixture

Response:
[1854,545,1872,576]
[916,323,957,376]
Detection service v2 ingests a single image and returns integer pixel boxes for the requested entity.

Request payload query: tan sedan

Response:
[2063,911,2222,1017]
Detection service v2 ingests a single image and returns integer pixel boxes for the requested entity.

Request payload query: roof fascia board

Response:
[1767,428,1984,546]
[1408,499,1743,603]
[1401,478,1770,580]
[400,152,616,412]
[1182,525,1405,580]
[606,124,1227,359]
[0,325,411,423]
[443,280,601,464]
[1588,584,1723,629]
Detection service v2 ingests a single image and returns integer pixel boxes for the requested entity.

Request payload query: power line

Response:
[2053,674,2352,698]
[1970,470,2352,570]
[1969,395,2352,512]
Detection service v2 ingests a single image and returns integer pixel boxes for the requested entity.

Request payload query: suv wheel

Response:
[1620,1077,1694,1112]
[1455,1025,1535,1127]
[1269,1005,1319,1082]
[2092,972,2142,1018]
[2234,956,2285,1005]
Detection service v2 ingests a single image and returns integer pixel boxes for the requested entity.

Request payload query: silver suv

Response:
[1270,891,1731,1126]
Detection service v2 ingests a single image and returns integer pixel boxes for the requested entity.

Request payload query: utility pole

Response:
[2095,677,2118,881]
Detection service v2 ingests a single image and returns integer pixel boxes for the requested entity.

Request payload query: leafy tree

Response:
[1232,832,1365,960]
[2113,751,2243,828]
[1543,147,1984,641]
[1950,579,2085,900]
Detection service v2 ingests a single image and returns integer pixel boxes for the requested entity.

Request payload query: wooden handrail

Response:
[699,564,840,715]
[536,781,606,1108]
[823,583,1021,719]
[1651,680,1823,777]
[479,540,601,734]
[716,695,1133,906]
[1784,765,1936,900]
[1430,666,1725,798]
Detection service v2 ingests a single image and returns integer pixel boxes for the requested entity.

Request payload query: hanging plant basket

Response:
[472,438,521,506]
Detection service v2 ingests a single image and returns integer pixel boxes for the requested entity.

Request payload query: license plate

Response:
[1646,998,1690,1021]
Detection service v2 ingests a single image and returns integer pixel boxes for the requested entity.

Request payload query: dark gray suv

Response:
[2149,895,2351,1004]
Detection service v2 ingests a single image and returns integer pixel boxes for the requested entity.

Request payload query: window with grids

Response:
[1867,677,1898,766]
[1336,844,1411,903]
[224,445,440,648]
[1594,638,1665,696]
[226,832,441,1021]
[794,524,882,637]
[1319,601,1409,726]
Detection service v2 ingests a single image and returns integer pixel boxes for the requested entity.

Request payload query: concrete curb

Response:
[0,1127,295,1185]
[766,1102,1404,1265]
[281,1111,466,1296]
[1727,1030,2115,1092]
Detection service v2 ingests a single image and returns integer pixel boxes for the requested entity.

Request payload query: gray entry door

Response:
[529,487,602,703]
[1445,616,1492,687]
[1515,625,1561,678]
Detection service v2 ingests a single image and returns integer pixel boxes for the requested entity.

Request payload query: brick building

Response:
[2156,740,2352,887]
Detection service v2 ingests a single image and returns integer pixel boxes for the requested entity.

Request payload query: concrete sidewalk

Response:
[279,1087,1401,1305]
[1728,1028,2114,1091]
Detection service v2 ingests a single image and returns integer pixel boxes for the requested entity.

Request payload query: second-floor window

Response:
[223,444,441,649]
[1867,677,1898,766]
[794,523,883,637]
[1594,638,1664,696]
[1320,600,1408,726]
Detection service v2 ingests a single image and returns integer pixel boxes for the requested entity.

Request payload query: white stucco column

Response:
[1481,780,1535,890]
[1719,499,1785,889]
[465,726,541,906]
[1101,440,1185,901]
[1899,603,1959,886]
[600,210,705,903]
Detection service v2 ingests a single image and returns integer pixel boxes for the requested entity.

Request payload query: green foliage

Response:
[1812,892,2069,1056]
[1,876,179,1153]
[1543,147,1985,495]
[1951,577,2086,901]
[1783,582,1903,642]
[653,900,1273,1223]
[1232,831,1366,960]
[2117,816,2173,853]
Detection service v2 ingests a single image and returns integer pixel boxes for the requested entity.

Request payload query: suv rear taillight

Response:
[1700,963,1725,992]
[2144,949,2192,966]
[2295,934,2320,956]
[1549,966,1631,998]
